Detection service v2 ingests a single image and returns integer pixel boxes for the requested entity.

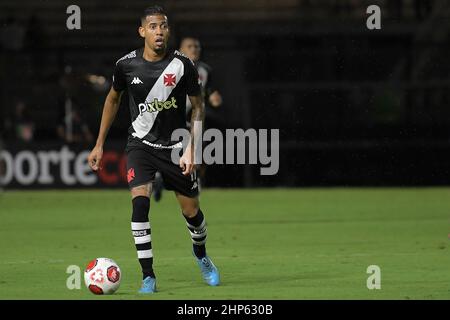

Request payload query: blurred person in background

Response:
[3,100,35,143]
[153,36,223,202]
[180,37,223,115]
[56,106,94,147]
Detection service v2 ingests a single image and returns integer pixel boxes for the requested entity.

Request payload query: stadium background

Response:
[2,0,449,188]
[1,0,450,300]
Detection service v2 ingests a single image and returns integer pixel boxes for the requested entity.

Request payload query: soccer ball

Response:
[84,257,121,295]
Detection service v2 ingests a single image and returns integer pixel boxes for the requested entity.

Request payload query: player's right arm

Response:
[88,87,123,171]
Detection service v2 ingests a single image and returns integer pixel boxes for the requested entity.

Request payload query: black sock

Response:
[131,196,155,279]
[184,209,207,258]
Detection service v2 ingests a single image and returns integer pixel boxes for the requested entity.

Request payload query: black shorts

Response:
[126,146,199,198]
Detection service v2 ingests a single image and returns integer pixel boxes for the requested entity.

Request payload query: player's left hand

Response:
[208,91,222,108]
[180,147,194,176]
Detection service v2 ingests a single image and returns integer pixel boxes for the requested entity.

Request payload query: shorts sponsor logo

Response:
[127,168,135,183]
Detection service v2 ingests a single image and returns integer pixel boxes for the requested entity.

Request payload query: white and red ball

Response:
[84,258,121,295]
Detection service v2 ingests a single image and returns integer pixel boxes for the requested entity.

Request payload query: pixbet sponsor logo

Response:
[138,97,178,116]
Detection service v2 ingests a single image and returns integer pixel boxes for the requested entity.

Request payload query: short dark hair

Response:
[181,36,200,43]
[141,5,167,23]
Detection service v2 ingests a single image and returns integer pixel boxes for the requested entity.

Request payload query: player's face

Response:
[139,15,170,54]
[180,39,201,61]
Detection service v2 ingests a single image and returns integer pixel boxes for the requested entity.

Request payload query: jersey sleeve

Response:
[112,62,126,91]
[185,61,201,96]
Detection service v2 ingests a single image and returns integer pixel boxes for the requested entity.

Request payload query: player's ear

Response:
[138,26,145,38]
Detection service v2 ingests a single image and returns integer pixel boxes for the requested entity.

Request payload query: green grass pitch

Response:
[0,188,449,299]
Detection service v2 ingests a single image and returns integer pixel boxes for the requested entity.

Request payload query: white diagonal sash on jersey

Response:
[132,57,184,139]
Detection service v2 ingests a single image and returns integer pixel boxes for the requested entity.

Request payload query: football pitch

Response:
[1,188,449,300]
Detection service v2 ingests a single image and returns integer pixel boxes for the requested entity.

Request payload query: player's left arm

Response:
[180,94,204,176]
[179,58,205,175]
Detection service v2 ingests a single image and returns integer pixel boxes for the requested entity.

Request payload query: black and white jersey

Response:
[112,48,201,149]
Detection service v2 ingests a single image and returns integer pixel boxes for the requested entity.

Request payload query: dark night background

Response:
[1,0,449,188]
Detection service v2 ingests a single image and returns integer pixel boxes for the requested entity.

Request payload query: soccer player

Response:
[152,36,223,201]
[87,6,220,294]
[180,37,223,114]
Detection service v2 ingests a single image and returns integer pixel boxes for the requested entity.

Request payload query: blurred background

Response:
[1,0,449,189]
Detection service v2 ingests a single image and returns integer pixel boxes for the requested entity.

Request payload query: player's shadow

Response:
[162,280,219,291]
[221,272,329,286]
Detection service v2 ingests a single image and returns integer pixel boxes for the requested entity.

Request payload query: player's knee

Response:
[131,183,152,198]
[182,206,200,218]
[132,196,150,221]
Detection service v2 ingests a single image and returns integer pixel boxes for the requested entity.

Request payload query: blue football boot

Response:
[196,255,220,286]
[138,276,156,294]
